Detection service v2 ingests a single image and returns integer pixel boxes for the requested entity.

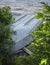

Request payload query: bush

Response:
[0,6,15,65]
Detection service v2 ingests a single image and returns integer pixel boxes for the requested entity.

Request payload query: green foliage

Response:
[36,13,46,20]
[40,2,50,14]
[16,55,40,65]
[43,6,50,14]
[31,22,50,65]
[0,6,15,65]
[36,2,50,20]
[31,2,50,65]
[0,6,15,25]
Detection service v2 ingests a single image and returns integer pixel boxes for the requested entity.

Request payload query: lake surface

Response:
[0,0,50,8]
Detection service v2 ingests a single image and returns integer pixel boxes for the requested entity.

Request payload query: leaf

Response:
[39,58,47,65]
[36,13,45,20]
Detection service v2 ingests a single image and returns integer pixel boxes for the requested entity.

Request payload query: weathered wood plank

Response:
[23,47,33,55]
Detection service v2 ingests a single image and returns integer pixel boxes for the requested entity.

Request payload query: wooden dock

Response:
[11,12,42,54]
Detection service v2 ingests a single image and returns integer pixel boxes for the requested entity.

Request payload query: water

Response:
[0,0,50,8]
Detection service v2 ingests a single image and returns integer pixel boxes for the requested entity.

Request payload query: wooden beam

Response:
[23,47,33,55]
